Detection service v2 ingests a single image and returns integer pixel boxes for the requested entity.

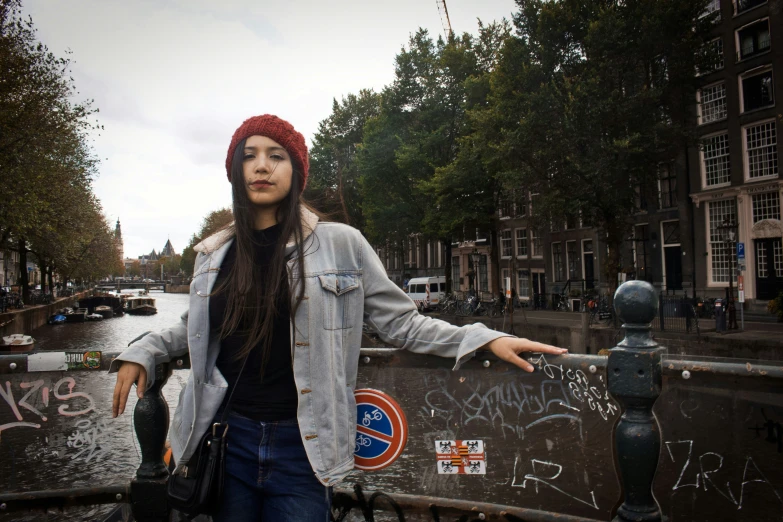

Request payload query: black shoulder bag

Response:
[167,351,252,518]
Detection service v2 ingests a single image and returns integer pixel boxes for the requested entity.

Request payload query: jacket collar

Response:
[193,207,320,254]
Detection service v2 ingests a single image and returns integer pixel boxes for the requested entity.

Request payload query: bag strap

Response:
[217,348,253,427]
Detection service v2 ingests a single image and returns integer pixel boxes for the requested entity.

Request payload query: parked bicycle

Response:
[587,294,614,326]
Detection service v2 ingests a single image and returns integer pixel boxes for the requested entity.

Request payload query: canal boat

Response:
[86,313,104,321]
[1,334,35,352]
[65,308,88,323]
[124,296,157,315]
[94,305,114,319]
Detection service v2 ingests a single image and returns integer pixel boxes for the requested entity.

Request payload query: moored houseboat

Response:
[124,296,157,315]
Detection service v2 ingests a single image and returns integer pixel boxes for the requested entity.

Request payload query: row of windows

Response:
[500,228,542,258]
[698,66,774,124]
[700,16,771,76]
[701,120,778,187]
[702,0,767,20]
[707,191,782,283]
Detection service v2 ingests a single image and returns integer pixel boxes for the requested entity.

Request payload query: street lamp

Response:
[717,217,738,329]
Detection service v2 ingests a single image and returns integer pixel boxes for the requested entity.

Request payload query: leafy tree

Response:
[180,208,233,276]
[127,260,141,278]
[306,90,380,227]
[0,0,101,300]
[471,0,714,296]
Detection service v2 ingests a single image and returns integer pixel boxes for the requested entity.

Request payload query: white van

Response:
[406,276,446,311]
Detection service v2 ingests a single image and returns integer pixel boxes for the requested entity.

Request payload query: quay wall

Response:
[165,285,189,294]
[0,291,90,338]
[437,314,783,361]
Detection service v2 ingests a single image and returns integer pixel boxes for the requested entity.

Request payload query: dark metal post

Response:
[608,281,665,522]
[658,291,665,331]
[131,363,171,521]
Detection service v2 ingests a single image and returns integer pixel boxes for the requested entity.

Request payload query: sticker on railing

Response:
[66,351,102,370]
[435,440,486,474]
[353,388,408,471]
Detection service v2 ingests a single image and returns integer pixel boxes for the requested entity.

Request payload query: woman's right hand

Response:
[112,362,147,418]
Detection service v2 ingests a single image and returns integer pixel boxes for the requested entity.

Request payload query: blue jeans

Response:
[211,411,332,522]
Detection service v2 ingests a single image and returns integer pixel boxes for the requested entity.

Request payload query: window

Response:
[698,83,727,124]
[517,269,530,298]
[451,256,460,289]
[516,229,528,257]
[698,38,724,74]
[702,0,721,19]
[501,229,513,258]
[531,229,542,257]
[658,163,678,208]
[735,0,766,14]
[752,192,781,223]
[662,221,681,244]
[478,255,488,292]
[744,121,778,179]
[515,191,527,217]
[552,243,564,281]
[565,213,577,230]
[737,19,770,61]
[702,133,731,186]
[708,199,738,283]
[566,241,578,280]
[741,68,774,112]
[499,195,514,219]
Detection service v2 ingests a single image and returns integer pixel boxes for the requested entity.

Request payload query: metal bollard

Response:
[608,281,665,522]
[131,362,172,522]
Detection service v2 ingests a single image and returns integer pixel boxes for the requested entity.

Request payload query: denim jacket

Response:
[109,208,510,486]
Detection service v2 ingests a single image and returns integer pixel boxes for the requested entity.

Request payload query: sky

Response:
[22,0,518,260]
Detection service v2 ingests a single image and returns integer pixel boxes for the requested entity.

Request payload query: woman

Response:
[111,114,567,521]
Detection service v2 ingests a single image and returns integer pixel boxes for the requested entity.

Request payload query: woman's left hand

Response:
[485,337,568,373]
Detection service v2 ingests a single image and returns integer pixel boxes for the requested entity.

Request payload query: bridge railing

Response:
[0,280,780,522]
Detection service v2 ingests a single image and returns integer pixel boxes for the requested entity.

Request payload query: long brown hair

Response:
[213,137,313,369]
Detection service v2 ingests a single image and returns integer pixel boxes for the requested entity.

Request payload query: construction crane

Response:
[435,0,453,40]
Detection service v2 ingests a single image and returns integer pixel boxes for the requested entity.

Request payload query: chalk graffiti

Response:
[0,378,95,433]
[420,357,616,441]
[66,417,118,463]
[511,456,599,510]
[665,440,783,510]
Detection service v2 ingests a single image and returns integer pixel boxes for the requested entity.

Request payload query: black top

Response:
[211,224,298,421]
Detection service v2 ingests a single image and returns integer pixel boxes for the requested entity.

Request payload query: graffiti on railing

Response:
[511,456,600,510]
[0,377,95,434]
[664,439,783,511]
[65,417,119,463]
[422,354,615,443]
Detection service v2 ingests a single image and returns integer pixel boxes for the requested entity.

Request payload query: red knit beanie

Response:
[225,114,309,189]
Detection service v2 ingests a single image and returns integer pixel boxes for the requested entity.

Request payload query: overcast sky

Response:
[22,0,517,260]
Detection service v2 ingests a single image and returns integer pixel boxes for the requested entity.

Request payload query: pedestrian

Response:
[110,114,567,521]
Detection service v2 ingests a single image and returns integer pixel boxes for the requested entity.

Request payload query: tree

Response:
[471,0,714,296]
[0,0,101,300]
[306,90,380,228]
[127,260,141,278]
[180,208,233,276]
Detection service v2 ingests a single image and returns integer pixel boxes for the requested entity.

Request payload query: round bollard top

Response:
[613,280,658,325]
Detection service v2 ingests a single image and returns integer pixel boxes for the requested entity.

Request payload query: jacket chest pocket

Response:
[318,274,359,330]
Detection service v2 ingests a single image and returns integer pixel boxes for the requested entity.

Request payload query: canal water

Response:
[1,291,191,522]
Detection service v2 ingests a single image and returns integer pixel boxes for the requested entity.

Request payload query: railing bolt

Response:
[363,356,370,363]
[589,364,597,374]
[176,359,183,366]
[478,513,486,520]
[682,370,691,380]
[482,360,491,368]
[8,363,16,370]
[115,493,122,500]
[0,503,6,510]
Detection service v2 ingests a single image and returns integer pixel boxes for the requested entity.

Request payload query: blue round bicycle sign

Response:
[354,388,408,471]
